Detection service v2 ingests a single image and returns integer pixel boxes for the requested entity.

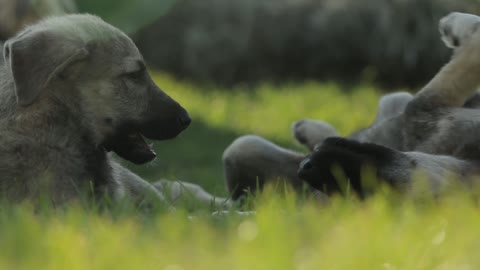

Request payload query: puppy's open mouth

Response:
[102,113,190,164]
[103,131,157,165]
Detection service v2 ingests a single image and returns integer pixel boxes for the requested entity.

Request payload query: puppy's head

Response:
[298,140,364,196]
[3,14,191,164]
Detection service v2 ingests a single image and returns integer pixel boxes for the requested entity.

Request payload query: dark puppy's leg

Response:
[298,137,412,198]
[298,138,480,198]
[321,137,400,162]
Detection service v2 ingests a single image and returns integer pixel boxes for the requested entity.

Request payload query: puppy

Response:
[299,12,480,198]
[0,14,192,205]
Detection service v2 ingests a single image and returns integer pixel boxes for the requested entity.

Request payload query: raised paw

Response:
[439,12,480,49]
[291,119,338,151]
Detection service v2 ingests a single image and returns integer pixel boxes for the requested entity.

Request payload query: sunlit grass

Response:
[155,73,381,141]
[1,191,480,270]
[4,73,478,269]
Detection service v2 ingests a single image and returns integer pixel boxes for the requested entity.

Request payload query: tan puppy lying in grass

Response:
[0,14,231,209]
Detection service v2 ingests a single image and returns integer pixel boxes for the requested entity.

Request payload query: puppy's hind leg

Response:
[223,135,306,200]
[403,13,480,149]
[412,12,480,108]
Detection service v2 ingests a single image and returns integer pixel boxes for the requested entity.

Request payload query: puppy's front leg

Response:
[153,180,233,208]
[298,137,414,198]
[110,161,170,208]
[292,119,339,151]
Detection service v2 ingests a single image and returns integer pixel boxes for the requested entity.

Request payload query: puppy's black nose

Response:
[178,113,191,128]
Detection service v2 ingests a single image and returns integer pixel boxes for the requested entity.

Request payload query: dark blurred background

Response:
[1,0,480,88]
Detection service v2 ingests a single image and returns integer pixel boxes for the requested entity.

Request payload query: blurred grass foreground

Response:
[2,190,480,269]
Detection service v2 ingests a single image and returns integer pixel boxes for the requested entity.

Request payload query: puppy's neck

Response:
[14,91,99,151]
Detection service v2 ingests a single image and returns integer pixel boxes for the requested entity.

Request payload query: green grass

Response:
[5,73,480,269]
[2,191,480,269]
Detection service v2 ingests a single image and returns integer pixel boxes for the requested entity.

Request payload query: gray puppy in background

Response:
[224,12,480,199]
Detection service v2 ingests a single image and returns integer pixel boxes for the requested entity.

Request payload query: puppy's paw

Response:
[439,12,480,49]
[292,119,338,151]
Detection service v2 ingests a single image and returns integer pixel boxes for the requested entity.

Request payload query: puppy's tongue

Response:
[106,132,157,164]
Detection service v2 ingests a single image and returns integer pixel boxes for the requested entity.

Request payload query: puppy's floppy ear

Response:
[4,30,89,106]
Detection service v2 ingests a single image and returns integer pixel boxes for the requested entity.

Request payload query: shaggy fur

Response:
[0,14,193,206]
